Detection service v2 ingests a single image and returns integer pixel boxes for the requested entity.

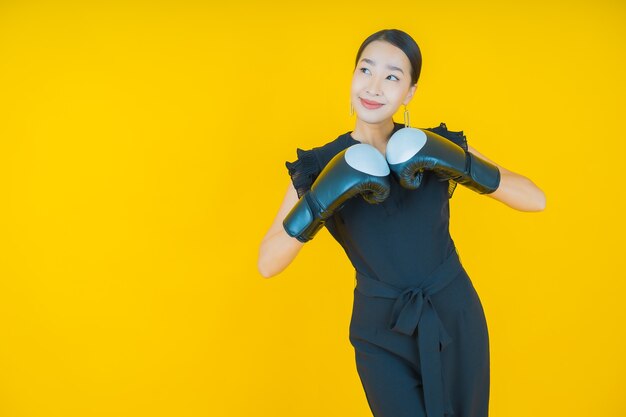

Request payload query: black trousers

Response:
[349,250,490,417]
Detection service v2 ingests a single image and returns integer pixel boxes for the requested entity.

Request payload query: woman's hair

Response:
[354,29,422,86]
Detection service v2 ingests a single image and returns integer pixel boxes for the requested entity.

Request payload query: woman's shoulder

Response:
[284,131,353,199]
[420,122,470,199]
[310,131,355,168]
[287,130,354,171]
[421,121,468,151]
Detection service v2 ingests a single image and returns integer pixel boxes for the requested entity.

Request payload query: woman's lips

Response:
[360,98,384,109]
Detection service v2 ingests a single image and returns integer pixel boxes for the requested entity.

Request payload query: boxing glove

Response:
[283,143,390,243]
[385,127,500,194]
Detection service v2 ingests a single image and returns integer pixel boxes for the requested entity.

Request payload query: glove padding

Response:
[385,127,500,194]
[283,143,390,242]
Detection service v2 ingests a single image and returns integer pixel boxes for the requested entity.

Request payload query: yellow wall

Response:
[1,1,624,416]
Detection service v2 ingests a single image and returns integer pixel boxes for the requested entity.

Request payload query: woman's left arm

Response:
[467,144,546,212]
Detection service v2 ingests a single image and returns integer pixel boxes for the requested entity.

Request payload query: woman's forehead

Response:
[360,42,410,70]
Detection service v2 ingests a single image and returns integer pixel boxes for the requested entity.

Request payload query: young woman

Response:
[258,29,545,417]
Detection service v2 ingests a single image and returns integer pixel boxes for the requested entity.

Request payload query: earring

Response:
[403,104,410,128]
[350,101,354,116]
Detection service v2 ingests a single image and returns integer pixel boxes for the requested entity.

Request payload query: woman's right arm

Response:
[257,182,306,278]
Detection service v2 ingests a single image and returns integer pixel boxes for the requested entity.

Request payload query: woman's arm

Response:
[257,182,306,278]
[467,144,546,212]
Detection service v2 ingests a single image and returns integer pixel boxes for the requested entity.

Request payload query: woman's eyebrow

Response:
[359,58,404,74]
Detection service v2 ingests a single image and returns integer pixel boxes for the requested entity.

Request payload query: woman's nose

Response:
[366,78,383,96]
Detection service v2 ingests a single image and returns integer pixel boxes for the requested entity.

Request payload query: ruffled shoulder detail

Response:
[425,122,468,152]
[424,122,470,199]
[285,133,353,199]
[285,147,321,199]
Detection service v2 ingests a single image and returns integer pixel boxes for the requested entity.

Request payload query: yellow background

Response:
[1,1,624,416]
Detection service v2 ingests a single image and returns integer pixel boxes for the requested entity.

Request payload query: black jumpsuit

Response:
[285,121,490,417]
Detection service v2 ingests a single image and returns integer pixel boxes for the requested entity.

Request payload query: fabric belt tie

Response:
[354,249,464,417]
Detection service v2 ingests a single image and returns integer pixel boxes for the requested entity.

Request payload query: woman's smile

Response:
[360,97,384,109]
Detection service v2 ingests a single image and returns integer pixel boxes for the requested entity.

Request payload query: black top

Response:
[285,121,469,288]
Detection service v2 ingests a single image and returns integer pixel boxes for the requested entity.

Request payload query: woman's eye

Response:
[359,68,399,81]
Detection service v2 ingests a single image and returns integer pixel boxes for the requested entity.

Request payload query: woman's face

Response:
[350,40,416,124]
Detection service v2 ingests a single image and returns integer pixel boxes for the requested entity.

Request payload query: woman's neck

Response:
[350,119,396,152]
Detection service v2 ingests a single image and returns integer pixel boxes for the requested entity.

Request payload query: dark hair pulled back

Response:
[354,29,422,86]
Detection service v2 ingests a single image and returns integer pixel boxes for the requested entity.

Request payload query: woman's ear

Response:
[404,84,417,105]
